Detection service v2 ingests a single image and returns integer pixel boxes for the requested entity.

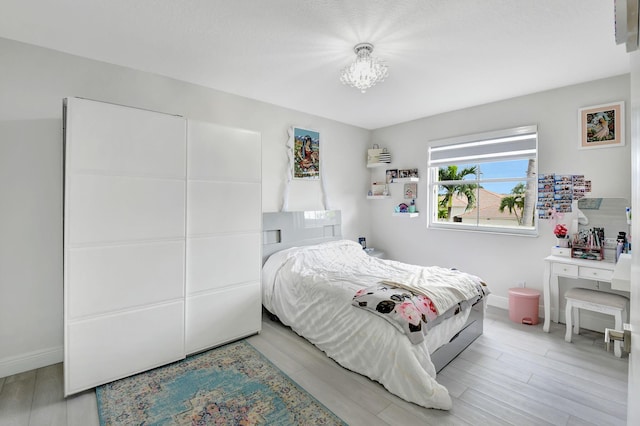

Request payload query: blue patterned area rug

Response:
[96,340,346,425]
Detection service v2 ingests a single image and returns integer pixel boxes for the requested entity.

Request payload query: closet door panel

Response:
[66,98,185,178]
[67,175,185,244]
[64,98,187,396]
[67,241,185,319]
[187,181,261,235]
[185,120,261,355]
[66,301,184,394]
[188,121,260,181]
[185,283,261,354]
[186,234,260,294]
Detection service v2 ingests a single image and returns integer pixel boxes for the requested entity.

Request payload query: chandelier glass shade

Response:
[340,43,388,93]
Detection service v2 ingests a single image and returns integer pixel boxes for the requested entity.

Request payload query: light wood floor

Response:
[0,307,628,426]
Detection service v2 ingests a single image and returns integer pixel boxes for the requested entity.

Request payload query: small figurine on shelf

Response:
[409,199,416,213]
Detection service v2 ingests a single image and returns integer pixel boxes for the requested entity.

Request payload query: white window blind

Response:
[429,125,537,166]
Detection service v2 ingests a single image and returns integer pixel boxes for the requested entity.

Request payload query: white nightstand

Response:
[364,248,385,259]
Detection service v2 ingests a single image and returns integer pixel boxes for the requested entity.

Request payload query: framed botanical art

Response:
[578,101,624,149]
[293,127,320,179]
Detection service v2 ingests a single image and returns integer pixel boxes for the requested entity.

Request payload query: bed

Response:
[262,210,488,410]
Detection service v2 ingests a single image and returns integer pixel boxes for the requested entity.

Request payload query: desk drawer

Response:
[552,263,578,277]
[579,266,613,282]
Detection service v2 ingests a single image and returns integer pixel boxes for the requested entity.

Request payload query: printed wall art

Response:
[578,101,624,149]
[293,127,320,179]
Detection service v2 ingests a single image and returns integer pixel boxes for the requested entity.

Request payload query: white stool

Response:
[564,288,628,357]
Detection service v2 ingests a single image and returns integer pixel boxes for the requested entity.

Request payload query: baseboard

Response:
[0,346,63,379]
[487,294,509,310]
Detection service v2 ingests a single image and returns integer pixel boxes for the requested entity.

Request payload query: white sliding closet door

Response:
[63,98,187,395]
[185,121,262,354]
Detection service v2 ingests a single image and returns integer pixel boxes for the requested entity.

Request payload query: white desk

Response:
[542,255,619,332]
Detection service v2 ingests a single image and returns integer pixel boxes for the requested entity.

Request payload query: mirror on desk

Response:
[573,197,631,261]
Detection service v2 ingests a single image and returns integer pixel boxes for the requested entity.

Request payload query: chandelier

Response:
[339,43,388,93]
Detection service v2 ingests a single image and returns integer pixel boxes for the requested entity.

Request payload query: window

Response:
[427,125,538,235]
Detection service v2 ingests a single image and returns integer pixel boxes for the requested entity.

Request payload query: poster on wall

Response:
[293,127,320,179]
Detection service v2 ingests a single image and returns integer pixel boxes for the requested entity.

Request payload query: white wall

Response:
[0,38,372,377]
[370,74,632,318]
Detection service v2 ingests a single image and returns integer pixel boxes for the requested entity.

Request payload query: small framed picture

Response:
[578,101,624,149]
[404,183,417,199]
[385,169,398,183]
[398,168,418,178]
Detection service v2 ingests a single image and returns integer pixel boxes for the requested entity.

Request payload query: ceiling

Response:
[0,0,631,129]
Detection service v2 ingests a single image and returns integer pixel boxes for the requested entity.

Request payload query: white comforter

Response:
[262,239,485,410]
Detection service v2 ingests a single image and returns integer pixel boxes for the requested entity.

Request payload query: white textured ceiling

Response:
[0,0,630,129]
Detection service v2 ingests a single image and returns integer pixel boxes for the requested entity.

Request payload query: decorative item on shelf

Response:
[367,145,391,167]
[395,203,409,213]
[385,169,398,183]
[391,168,419,183]
[554,224,570,248]
[371,181,386,196]
[408,199,416,213]
[398,168,419,179]
[367,144,382,164]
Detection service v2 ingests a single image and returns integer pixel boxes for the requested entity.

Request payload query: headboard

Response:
[262,210,342,263]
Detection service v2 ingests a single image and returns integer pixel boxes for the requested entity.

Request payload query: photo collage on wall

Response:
[537,174,591,219]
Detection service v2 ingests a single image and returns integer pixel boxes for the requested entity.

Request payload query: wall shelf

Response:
[367,195,391,199]
[393,212,419,218]
[367,162,391,168]
[391,177,419,183]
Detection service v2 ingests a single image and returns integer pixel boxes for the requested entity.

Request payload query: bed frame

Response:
[262,210,343,263]
[262,210,484,373]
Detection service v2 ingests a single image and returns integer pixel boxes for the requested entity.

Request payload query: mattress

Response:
[262,239,488,410]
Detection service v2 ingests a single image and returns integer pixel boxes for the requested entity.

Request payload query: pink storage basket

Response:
[508,287,540,325]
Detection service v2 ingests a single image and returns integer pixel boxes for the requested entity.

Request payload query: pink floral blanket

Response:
[352,282,488,344]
